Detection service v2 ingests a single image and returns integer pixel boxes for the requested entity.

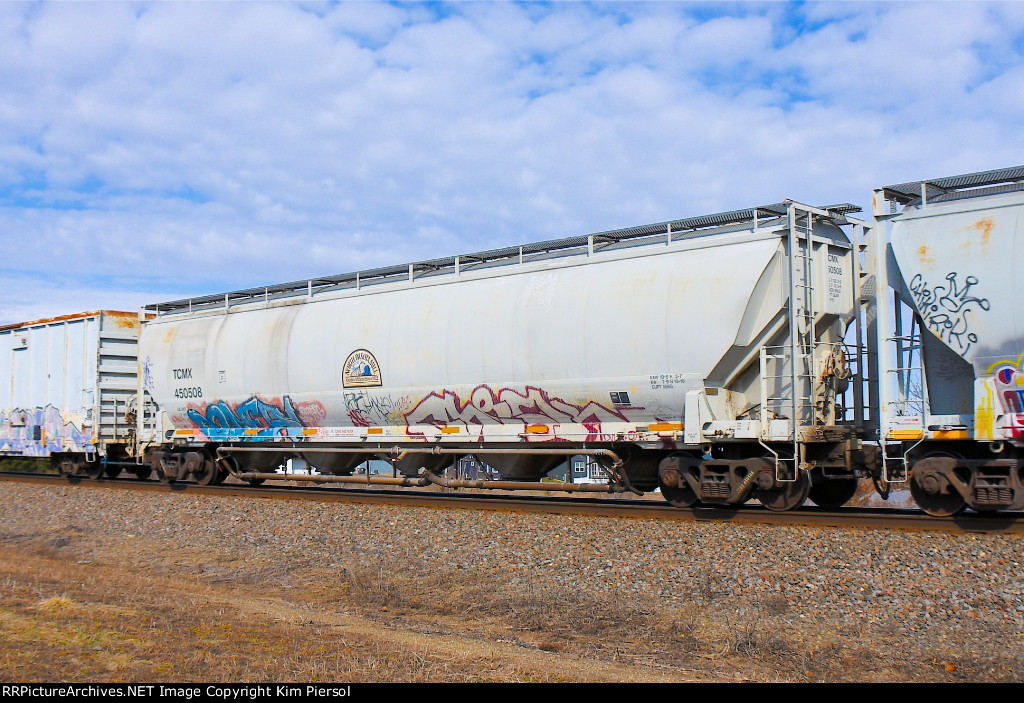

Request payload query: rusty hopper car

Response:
[131,165,1024,516]
[0,310,147,478]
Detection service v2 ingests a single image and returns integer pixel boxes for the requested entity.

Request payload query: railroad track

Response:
[2,470,1022,534]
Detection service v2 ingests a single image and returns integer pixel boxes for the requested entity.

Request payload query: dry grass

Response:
[0,545,690,682]
[1,526,1021,682]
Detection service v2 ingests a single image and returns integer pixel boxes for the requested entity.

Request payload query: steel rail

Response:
[1,471,1022,534]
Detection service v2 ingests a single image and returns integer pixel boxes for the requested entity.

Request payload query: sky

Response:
[1,0,1023,325]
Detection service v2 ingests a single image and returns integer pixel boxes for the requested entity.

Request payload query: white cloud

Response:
[0,1,1022,325]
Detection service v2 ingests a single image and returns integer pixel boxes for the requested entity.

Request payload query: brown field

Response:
[1,474,1021,683]
[0,540,932,683]
[1,534,1014,683]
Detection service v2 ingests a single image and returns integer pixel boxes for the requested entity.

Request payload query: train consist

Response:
[2,165,1023,516]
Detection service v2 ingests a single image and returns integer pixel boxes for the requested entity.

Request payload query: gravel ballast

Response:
[2,480,1023,681]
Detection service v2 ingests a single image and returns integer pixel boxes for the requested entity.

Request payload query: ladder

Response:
[853,226,876,432]
[887,305,925,482]
[782,203,819,481]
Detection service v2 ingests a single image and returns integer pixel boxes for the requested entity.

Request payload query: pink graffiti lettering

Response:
[403,385,627,437]
[294,400,327,426]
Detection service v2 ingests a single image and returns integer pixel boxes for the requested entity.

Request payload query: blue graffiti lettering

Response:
[188,395,305,433]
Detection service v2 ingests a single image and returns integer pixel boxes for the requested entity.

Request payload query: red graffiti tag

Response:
[403,385,627,440]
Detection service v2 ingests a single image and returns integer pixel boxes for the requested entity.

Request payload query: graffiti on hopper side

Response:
[0,405,90,456]
[404,385,628,437]
[344,392,398,427]
[909,272,990,356]
[979,352,1024,439]
[294,399,327,426]
[188,395,305,432]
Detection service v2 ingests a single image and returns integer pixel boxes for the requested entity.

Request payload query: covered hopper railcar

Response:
[135,199,876,512]
[871,167,1024,515]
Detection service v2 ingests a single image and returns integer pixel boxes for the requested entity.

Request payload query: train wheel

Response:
[84,459,104,480]
[212,463,229,484]
[195,458,218,487]
[809,477,859,509]
[105,465,122,479]
[661,482,699,508]
[658,453,700,508]
[758,472,810,512]
[133,466,152,481]
[215,456,238,485]
[909,465,965,517]
[53,455,75,478]
[246,478,266,487]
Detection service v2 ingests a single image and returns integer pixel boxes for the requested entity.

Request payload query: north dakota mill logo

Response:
[342,349,382,388]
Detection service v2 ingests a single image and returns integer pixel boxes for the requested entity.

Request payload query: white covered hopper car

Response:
[136,198,868,512]
[75,165,1024,516]
[873,167,1024,515]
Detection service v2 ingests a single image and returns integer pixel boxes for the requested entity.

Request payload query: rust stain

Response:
[958,217,995,254]
[916,244,935,268]
[107,311,140,330]
[974,217,993,248]
[0,309,137,333]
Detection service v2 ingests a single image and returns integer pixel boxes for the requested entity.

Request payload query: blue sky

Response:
[2,1,1023,324]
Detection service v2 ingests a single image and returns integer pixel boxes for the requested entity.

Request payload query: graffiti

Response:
[403,385,628,437]
[294,399,327,426]
[995,366,1024,413]
[909,272,990,356]
[344,392,398,427]
[930,347,975,384]
[978,352,1024,440]
[0,405,90,456]
[142,356,155,392]
[188,395,305,433]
